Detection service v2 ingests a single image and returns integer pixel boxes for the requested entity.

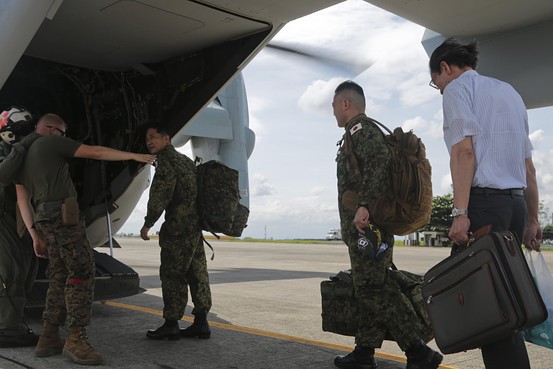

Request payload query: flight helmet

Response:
[0,107,34,145]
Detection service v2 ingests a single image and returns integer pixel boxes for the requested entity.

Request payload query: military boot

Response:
[62,326,103,365]
[405,340,443,369]
[180,311,211,339]
[35,321,65,357]
[334,346,377,369]
[146,319,180,340]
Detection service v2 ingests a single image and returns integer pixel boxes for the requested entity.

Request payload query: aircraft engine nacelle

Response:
[172,73,255,208]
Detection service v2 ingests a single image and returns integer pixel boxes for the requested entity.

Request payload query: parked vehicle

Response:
[325,229,342,241]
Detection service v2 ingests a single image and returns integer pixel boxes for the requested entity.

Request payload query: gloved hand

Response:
[18,132,40,150]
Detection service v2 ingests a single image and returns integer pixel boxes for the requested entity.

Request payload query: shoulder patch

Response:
[349,123,363,136]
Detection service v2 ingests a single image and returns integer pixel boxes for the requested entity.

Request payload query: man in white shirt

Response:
[429,37,541,369]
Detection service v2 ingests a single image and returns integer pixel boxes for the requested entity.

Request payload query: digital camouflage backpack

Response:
[321,266,434,343]
[195,159,249,237]
[344,117,432,236]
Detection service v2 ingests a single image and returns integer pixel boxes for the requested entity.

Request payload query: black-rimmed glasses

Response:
[429,79,439,90]
[46,125,66,136]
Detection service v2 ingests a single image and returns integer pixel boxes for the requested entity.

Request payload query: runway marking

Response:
[100,300,457,369]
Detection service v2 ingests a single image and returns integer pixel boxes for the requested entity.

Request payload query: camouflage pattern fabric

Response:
[196,160,248,237]
[160,235,212,320]
[388,269,434,342]
[335,114,423,350]
[321,269,433,344]
[348,243,424,350]
[321,277,358,336]
[34,209,95,327]
[337,114,391,235]
[145,145,211,320]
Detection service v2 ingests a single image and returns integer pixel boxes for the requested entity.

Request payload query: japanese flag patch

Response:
[349,123,363,135]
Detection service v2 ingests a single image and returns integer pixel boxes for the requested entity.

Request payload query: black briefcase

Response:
[422,227,547,354]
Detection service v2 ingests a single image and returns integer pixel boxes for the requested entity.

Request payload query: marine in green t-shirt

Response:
[18,135,81,208]
[8,113,155,365]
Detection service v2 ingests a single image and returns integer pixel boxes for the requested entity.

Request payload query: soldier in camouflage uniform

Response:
[2,114,155,365]
[331,81,443,369]
[140,125,212,341]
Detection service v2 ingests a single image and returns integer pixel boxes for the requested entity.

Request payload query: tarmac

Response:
[1,239,553,369]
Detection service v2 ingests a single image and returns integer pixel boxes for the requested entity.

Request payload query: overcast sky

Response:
[118,0,553,240]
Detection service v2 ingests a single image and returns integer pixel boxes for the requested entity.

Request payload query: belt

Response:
[470,187,524,197]
[35,201,62,212]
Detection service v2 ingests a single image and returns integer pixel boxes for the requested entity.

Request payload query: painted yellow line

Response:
[99,300,458,369]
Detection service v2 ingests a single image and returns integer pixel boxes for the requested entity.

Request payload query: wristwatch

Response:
[451,208,468,218]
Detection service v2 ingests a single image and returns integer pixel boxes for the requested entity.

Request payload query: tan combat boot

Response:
[35,321,65,357]
[62,326,103,365]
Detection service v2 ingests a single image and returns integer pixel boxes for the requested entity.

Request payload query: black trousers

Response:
[468,190,531,369]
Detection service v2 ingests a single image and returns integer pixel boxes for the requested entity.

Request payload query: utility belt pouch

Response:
[61,197,79,226]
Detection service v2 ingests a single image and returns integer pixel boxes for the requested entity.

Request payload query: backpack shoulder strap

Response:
[343,128,360,175]
[343,116,390,176]
[365,117,392,135]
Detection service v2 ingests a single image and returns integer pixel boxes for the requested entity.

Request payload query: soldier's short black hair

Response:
[145,123,170,137]
[334,80,365,99]
[429,37,479,73]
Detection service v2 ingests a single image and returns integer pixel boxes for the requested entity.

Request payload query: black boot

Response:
[334,346,377,369]
[146,319,180,340]
[180,311,211,339]
[405,340,443,369]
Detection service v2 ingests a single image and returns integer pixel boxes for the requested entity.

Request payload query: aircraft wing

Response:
[364,0,553,109]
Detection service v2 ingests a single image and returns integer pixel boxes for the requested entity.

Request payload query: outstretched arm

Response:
[74,144,156,164]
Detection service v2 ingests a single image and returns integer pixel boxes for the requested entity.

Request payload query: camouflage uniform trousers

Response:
[347,236,423,351]
[159,230,212,321]
[35,208,95,327]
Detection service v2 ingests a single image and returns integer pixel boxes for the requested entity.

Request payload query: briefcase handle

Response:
[451,224,492,254]
[467,224,493,245]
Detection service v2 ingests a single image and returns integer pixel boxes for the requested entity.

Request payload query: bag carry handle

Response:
[451,224,492,254]
[466,224,493,246]
[463,225,518,256]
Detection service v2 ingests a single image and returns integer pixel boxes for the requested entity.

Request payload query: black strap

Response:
[201,234,215,261]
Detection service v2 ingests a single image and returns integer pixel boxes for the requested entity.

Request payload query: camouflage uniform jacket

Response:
[336,113,392,245]
[144,145,199,234]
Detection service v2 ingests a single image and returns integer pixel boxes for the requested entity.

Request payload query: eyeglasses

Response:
[429,79,439,90]
[46,125,66,136]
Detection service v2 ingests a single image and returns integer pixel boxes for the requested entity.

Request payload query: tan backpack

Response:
[344,117,432,236]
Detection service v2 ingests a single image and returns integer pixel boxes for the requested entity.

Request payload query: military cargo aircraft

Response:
[1,0,552,305]
[0,0,343,305]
